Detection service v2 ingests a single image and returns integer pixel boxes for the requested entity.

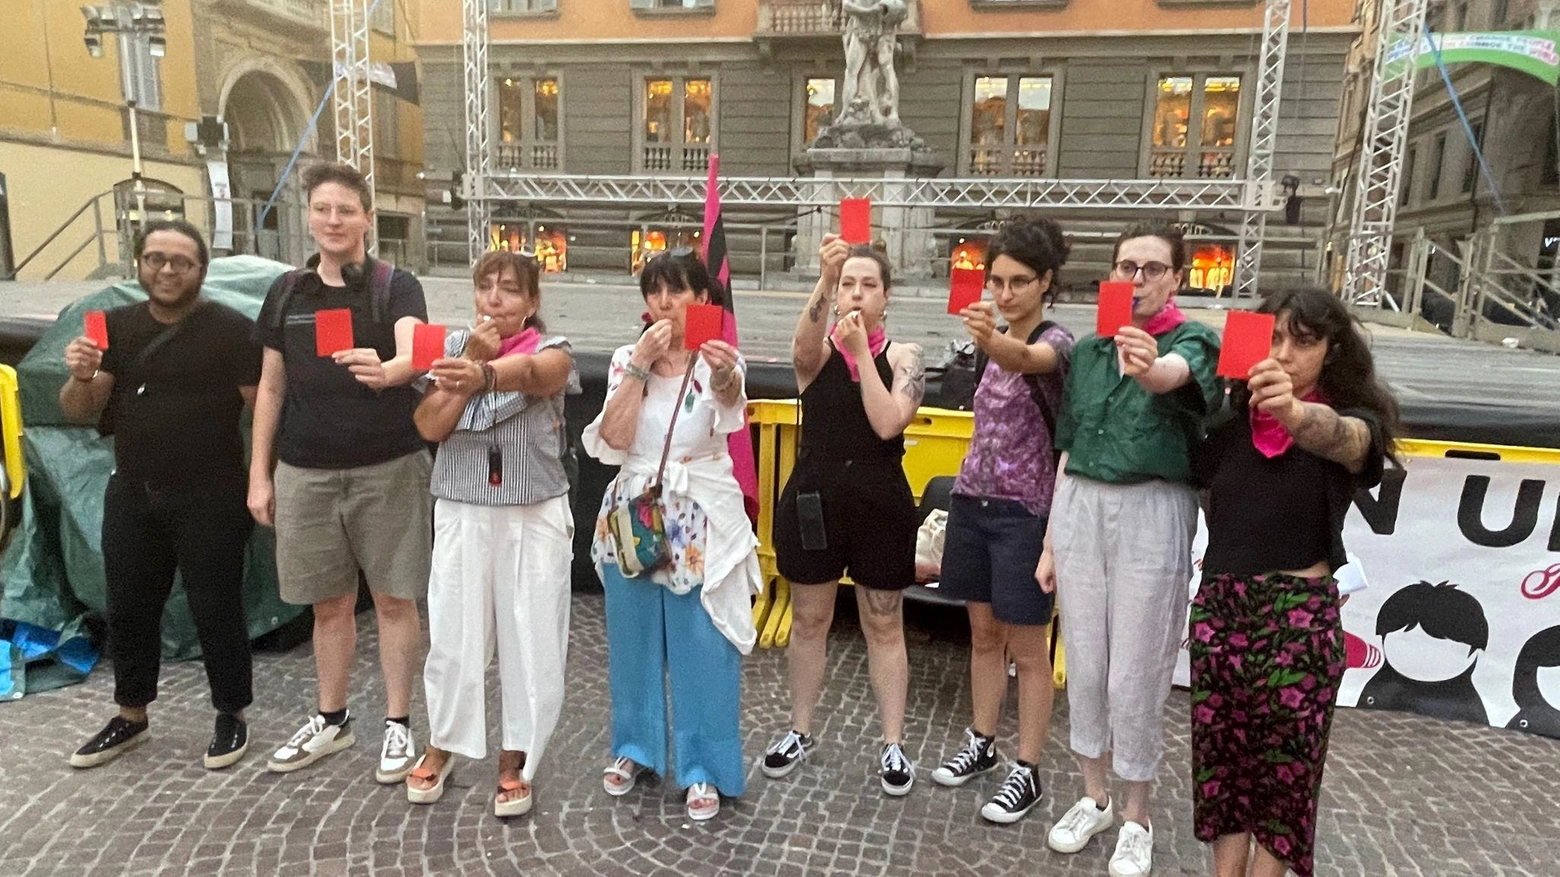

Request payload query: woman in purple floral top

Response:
[929,217,1075,825]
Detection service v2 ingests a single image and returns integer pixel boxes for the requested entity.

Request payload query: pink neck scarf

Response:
[496,326,541,358]
[831,324,889,382]
[1141,299,1188,336]
[1250,389,1327,458]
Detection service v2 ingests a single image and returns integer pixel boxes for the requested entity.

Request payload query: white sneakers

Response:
[376,720,417,784]
[1047,795,1154,877]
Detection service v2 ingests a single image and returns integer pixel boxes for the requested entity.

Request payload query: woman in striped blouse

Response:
[403,250,578,818]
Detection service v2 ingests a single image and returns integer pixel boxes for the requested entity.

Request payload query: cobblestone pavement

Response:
[2,594,1557,877]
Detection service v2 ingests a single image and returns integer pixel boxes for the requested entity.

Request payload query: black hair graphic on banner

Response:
[1508,625,1560,738]
[1358,581,1491,725]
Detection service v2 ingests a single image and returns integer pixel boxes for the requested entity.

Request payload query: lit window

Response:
[804,78,836,146]
[1148,74,1242,179]
[968,76,1052,176]
[497,76,561,171]
[640,76,714,172]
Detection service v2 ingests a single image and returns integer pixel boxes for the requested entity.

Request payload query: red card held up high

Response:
[413,324,447,370]
[947,268,985,316]
[683,303,724,351]
[84,311,109,349]
[314,308,354,357]
[839,198,872,245]
[1218,310,1276,379]
[1095,282,1136,338]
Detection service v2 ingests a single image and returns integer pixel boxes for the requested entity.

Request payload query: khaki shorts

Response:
[274,450,433,605]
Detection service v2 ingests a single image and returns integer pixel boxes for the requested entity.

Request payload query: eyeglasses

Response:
[140,253,201,273]
[1113,260,1172,281]
[667,246,697,259]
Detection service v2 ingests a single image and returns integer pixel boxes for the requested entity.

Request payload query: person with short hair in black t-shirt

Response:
[1188,286,1399,877]
[60,219,261,772]
[249,162,432,784]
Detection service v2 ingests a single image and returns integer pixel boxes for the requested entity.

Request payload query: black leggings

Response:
[101,474,255,714]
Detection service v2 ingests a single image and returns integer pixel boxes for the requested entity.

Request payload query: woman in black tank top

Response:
[762,235,928,797]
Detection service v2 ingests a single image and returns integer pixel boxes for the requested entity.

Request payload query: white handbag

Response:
[914,509,948,582]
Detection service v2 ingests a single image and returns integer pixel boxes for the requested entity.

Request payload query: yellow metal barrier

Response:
[0,366,26,546]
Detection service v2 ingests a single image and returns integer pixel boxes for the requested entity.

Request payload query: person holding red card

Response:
[930,217,1075,825]
[59,219,262,772]
[402,250,578,818]
[1040,222,1220,877]
[250,162,432,785]
[764,235,925,797]
[1188,287,1398,877]
[582,248,760,822]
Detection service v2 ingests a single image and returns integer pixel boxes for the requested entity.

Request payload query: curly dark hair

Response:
[1256,285,1403,466]
[984,216,1071,303]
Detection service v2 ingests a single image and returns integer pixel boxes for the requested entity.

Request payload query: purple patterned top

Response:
[953,324,1076,516]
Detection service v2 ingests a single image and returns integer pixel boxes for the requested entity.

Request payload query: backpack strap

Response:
[367,257,396,324]
[268,270,305,333]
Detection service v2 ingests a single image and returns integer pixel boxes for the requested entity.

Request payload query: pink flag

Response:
[703,155,760,525]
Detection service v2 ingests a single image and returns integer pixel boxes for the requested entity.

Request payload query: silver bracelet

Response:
[623,361,652,382]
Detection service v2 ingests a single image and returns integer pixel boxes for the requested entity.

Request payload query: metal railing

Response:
[968,146,1047,177]
[756,0,921,36]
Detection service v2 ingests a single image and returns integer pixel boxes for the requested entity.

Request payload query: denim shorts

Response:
[938,493,1053,625]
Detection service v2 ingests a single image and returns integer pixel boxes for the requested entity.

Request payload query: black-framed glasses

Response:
[139,253,201,273]
[1113,260,1172,281]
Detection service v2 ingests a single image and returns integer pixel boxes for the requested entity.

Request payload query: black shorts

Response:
[938,493,1053,625]
[774,457,916,591]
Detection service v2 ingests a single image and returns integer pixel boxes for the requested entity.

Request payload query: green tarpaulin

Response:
[0,256,304,700]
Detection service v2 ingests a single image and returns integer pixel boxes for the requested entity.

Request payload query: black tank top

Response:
[798,342,905,463]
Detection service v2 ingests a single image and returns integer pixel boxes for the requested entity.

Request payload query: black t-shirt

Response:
[255,267,428,469]
[98,301,261,483]
[1193,404,1386,577]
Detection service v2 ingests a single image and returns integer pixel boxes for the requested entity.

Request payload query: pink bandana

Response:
[831,324,889,382]
[497,326,541,358]
[1250,389,1327,458]
[1142,299,1188,336]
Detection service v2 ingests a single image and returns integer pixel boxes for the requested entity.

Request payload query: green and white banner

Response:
[1387,31,1560,84]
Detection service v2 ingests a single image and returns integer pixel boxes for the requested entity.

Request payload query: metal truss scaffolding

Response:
[462,0,492,263]
[1234,0,1291,298]
[1342,0,1430,305]
[331,0,375,250]
[460,0,1295,282]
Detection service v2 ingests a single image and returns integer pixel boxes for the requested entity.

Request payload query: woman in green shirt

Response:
[1037,222,1221,877]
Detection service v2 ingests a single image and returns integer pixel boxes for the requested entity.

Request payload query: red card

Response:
[839,198,872,244]
[1218,310,1276,379]
[413,324,447,370]
[84,311,109,349]
[314,308,354,357]
[683,304,724,351]
[1096,282,1136,337]
[947,268,985,315]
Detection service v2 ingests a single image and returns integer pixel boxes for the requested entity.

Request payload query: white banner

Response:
[206,159,233,251]
[1177,453,1560,739]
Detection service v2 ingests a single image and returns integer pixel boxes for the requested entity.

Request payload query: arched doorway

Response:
[222,66,311,262]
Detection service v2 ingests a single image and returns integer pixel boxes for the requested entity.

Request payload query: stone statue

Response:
[839,0,907,126]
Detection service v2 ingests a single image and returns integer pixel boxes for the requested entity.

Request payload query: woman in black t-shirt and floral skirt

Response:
[1189,287,1399,877]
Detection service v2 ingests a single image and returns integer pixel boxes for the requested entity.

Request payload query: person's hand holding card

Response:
[1217,310,1277,380]
[960,301,997,347]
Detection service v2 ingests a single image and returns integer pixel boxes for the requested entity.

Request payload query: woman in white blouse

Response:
[582,248,761,822]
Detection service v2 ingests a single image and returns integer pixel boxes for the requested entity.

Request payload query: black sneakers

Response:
[931,727,999,787]
[879,742,915,796]
[204,713,249,770]
[69,716,150,769]
[761,729,815,779]
[981,762,1044,824]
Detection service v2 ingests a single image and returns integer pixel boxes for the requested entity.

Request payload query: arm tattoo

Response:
[807,295,827,323]
[897,347,926,404]
[863,588,903,618]
[1291,404,1369,469]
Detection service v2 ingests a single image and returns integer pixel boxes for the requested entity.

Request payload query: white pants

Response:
[1051,475,1197,783]
[423,496,574,779]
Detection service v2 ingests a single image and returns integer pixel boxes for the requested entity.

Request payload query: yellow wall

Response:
[0,141,206,280]
[0,0,201,151]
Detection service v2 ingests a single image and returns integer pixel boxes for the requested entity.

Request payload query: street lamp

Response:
[80,3,167,241]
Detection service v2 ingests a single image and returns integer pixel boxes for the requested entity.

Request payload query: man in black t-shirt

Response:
[59,219,261,772]
[248,161,431,783]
